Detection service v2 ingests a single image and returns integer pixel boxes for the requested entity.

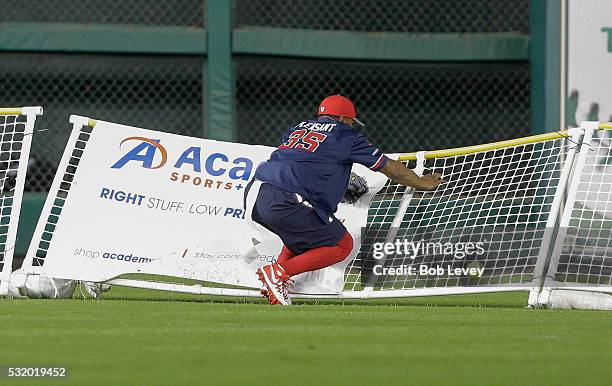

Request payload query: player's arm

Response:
[349,132,443,191]
[380,159,444,190]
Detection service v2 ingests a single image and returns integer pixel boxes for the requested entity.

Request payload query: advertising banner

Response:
[568,0,612,221]
[38,119,389,294]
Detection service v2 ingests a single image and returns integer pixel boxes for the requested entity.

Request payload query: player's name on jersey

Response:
[296,121,337,132]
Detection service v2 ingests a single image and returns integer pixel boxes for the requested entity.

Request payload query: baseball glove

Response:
[343,172,369,204]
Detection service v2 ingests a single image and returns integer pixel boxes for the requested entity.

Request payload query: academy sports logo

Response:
[110,137,255,191]
[113,137,168,169]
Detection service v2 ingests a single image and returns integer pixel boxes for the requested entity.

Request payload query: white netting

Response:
[548,128,612,288]
[345,136,571,292]
[0,113,31,290]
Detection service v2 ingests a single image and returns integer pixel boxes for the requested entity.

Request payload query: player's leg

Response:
[252,184,354,304]
[267,203,353,277]
[279,231,353,277]
[259,245,295,301]
[257,224,352,305]
[250,184,300,304]
[277,245,296,265]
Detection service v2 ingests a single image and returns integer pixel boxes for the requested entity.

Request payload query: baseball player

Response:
[246,95,444,305]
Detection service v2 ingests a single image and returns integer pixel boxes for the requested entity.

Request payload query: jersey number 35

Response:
[279,129,328,152]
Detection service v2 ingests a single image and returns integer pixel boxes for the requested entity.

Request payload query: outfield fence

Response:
[17,115,610,305]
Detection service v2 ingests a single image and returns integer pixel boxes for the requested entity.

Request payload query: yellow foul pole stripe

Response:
[399,130,572,161]
[0,108,23,115]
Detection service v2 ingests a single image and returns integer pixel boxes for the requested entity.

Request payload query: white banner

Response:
[36,119,389,294]
[568,0,612,122]
[568,0,612,221]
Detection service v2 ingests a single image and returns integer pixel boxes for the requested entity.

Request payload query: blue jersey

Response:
[254,117,388,220]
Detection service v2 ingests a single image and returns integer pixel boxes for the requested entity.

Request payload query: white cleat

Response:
[256,263,292,305]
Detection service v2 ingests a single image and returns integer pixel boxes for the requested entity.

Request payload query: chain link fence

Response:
[235,0,529,33]
[0,0,531,192]
[0,53,204,191]
[236,57,531,152]
[0,0,205,26]
[235,0,531,151]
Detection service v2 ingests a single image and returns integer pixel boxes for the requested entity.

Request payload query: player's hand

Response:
[419,172,444,190]
[380,159,444,190]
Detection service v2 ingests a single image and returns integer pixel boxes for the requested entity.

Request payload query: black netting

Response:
[235,0,529,33]
[236,57,530,152]
[0,53,204,192]
[0,0,205,27]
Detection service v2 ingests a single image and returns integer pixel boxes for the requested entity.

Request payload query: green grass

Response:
[1,288,610,386]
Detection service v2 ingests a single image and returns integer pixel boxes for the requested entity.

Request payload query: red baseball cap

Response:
[317,95,365,126]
